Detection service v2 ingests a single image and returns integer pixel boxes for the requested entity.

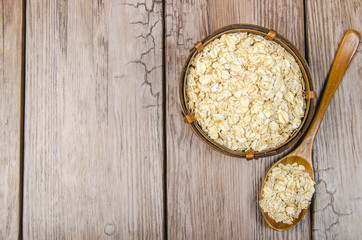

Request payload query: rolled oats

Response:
[259,163,315,224]
[186,32,306,152]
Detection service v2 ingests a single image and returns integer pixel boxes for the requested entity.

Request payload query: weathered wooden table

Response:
[1,0,361,239]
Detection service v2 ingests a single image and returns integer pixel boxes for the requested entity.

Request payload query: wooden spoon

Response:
[260,29,361,231]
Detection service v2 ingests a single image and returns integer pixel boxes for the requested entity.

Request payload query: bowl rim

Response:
[179,24,316,159]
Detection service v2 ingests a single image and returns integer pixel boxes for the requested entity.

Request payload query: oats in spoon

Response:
[259,163,315,224]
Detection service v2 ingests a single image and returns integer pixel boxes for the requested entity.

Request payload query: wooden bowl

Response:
[179,24,316,160]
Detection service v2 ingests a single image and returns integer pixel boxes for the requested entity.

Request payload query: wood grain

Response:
[0,0,23,239]
[23,0,163,239]
[166,0,311,239]
[306,0,362,239]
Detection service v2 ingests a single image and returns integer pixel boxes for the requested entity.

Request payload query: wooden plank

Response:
[306,0,362,239]
[166,0,311,239]
[0,0,23,239]
[23,0,163,239]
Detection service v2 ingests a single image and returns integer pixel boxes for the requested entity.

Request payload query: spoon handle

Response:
[296,29,360,157]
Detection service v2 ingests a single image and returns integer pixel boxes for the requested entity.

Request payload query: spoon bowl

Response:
[260,29,361,231]
[260,155,313,231]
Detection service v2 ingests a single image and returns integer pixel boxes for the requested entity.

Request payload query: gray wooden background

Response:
[1,0,361,239]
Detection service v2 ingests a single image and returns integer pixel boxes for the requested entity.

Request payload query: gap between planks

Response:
[162,1,168,240]
[18,0,27,239]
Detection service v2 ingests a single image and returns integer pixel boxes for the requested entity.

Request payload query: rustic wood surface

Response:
[23,0,164,239]
[0,0,360,239]
[0,0,23,239]
[306,0,362,239]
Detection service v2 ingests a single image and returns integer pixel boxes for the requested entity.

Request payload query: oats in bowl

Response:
[186,32,306,152]
[259,163,315,224]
